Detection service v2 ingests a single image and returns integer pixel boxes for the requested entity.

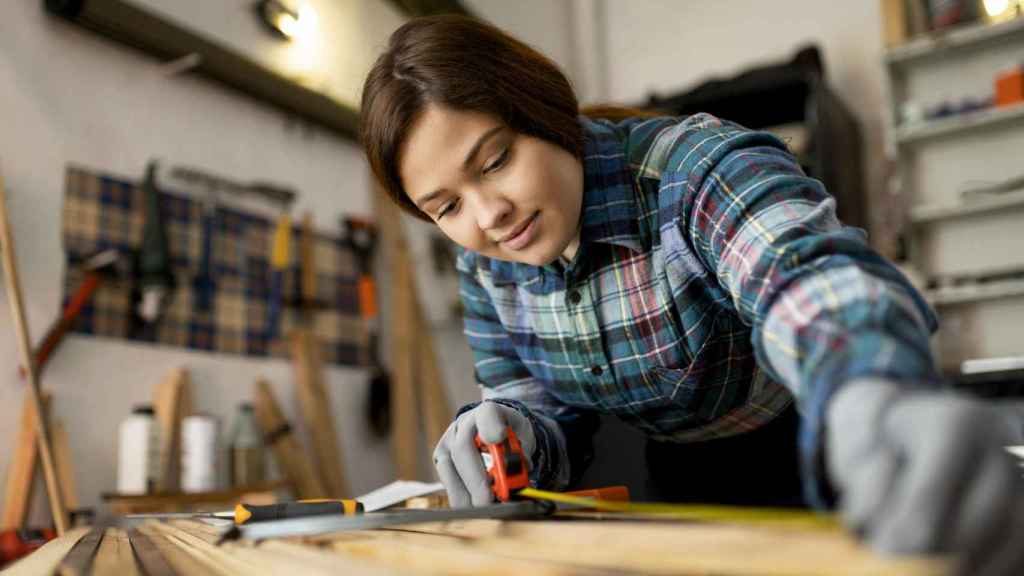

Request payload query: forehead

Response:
[398,104,502,201]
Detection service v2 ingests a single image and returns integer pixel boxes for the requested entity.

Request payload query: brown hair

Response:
[360,15,663,222]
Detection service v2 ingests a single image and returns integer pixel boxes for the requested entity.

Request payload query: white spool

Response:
[117,405,159,494]
[181,414,219,493]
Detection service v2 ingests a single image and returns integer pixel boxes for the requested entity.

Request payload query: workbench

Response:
[5,512,946,575]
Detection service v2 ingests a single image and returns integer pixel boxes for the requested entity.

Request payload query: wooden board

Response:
[153,367,193,492]
[289,330,350,497]
[374,188,421,481]
[2,392,51,530]
[91,528,141,576]
[57,527,104,576]
[252,378,326,499]
[50,420,79,511]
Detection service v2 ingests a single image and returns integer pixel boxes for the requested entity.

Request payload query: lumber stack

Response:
[4,516,947,575]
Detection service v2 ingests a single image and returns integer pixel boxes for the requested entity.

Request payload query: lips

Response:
[499,211,539,250]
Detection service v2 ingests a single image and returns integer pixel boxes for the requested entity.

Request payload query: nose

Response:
[473,190,513,232]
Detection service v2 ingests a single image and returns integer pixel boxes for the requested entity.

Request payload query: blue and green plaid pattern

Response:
[61,165,367,366]
[457,114,939,507]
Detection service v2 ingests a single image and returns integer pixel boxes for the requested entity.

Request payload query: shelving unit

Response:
[883,12,1024,377]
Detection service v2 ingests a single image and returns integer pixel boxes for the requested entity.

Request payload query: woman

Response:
[360,14,1023,571]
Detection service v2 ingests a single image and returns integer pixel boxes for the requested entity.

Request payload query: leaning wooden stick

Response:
[0,166,69,535]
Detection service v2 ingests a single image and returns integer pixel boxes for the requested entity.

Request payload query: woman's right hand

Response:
[433,400,536,507]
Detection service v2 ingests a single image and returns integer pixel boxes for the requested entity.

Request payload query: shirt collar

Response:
[489,116,642,286]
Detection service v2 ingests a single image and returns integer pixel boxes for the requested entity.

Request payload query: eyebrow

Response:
[414,125,505,210]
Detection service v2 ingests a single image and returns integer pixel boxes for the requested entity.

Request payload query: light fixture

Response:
[255,0,317,41]
[982,0,1023,22]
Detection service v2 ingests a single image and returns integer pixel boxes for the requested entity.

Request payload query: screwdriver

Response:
[126,499,364,525]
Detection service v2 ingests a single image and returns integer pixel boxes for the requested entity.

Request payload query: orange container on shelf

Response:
[995,66,1024,107]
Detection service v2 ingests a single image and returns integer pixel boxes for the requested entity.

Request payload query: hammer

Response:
[19,249,122,378]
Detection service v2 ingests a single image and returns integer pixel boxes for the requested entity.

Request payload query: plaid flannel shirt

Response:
[455,114,939,508]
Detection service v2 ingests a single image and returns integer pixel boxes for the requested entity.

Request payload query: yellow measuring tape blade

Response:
[518,488,839,530]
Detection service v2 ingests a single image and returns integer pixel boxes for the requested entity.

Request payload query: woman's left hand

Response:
[826,377,1024,575]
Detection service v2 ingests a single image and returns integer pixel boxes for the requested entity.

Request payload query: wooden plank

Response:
[146,521,299,576]
[260,539,443,576]
[323,530,587,576]
[91,528,141,576]
[0,173,68,535]
[252,378,325,499]
[57,527,105,576]
[1,526,89,576]
[412,298,451,450]
[103,483,283,516]
[390,519,947,576]
[153,368,192,492]
[2,392,51,530]
[374,188,420,480]
[136,523,217,576]
[127,528,179,576]
[289,330,350,497]
[50,420,79,511]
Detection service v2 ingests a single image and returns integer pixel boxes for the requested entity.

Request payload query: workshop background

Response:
[1,0,1022,531]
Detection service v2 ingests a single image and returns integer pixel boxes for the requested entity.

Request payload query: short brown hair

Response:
[359,15,583,222]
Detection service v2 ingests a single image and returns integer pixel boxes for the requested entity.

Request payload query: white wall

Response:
[601,0,893,248]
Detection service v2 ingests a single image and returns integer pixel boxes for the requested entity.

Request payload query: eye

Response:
[437,198,460,220]
[482,147,510,175]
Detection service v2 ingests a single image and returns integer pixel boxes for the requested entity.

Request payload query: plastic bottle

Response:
[117,405,160,494]
[227,403,265,487]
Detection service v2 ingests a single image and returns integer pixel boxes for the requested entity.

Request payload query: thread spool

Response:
[181,414,219,493]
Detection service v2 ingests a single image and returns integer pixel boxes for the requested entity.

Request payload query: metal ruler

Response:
[219,500,553,542]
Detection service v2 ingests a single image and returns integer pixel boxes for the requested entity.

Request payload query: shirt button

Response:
[569,291,582,304]
[590,365,603,376]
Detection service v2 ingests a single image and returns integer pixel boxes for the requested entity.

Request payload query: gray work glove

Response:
[826,377,1024,575]
[433,400,536,507]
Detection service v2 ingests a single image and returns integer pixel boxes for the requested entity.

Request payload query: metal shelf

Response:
[886,15,1024,67]
[926,277,1024,306]
[910,187,1024,223]
[895,102,1024,145]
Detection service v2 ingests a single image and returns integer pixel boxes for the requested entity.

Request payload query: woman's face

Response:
[398,104,583,267]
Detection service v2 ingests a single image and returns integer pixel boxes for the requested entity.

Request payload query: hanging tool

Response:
[127,499,363,525]
[192,181,218,312]
[19,249,122,379]
[265,211,290,341]
[0,166,69,535]
[340,217,390,437]
[135,160,175,325]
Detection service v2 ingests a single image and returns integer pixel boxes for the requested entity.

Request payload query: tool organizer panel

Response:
[59,165,368,366]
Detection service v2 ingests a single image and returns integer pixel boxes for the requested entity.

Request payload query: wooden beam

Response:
[289,331,350,497]
[57,527,105,576]
[50,420,80,512]
[373,188,421,480]
[2,392,51,530]
[0,168,68,534]
[252,378,326,499]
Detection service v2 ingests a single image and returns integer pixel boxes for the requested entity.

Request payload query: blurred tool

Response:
[136,160,175,324]
[181,414,219,493]
[20,249,121,379]
[996,65,1024,107]
[117,405,159,495]
[127,499,362,525]
[266,211,290,341]
[341,217,389,438]
[0,528,56,566]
